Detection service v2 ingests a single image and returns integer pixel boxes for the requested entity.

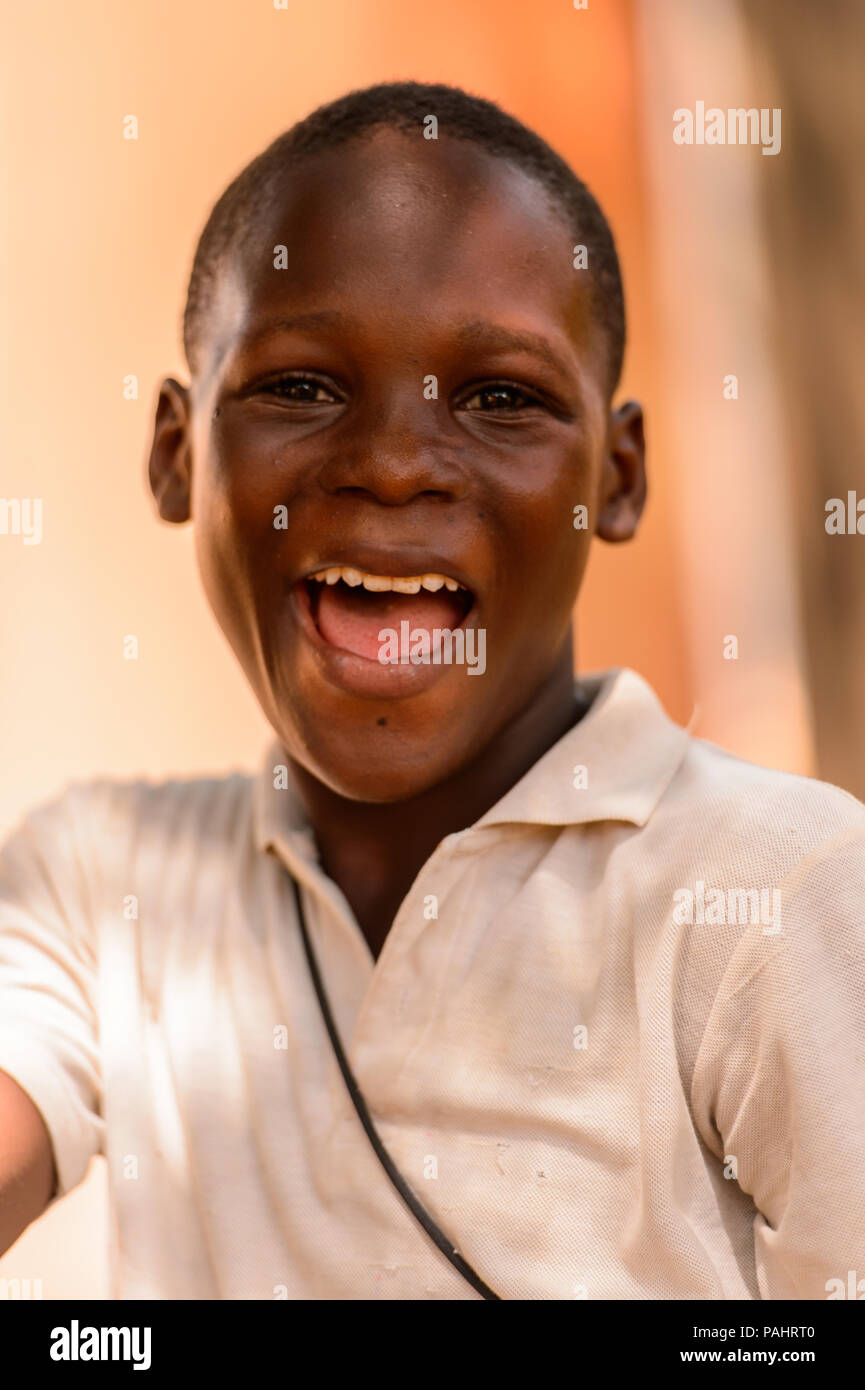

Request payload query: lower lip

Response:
[288,580,478,700]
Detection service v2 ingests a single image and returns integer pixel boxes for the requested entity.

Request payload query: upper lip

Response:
[293,545,477,595]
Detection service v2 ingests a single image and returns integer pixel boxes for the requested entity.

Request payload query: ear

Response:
[595,400,647,543]
[148,377,193,523]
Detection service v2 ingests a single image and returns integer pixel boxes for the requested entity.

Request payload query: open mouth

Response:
[300,565,475,661]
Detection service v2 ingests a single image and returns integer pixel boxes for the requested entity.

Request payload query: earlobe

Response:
[595,399,647,543]
[148,377,193,524]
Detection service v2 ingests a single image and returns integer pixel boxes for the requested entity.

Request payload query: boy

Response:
[1,81,863,1301]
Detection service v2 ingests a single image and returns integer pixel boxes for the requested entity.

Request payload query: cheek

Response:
[192,416,288,568]
[190,441,273,642]
[491,453,598,623]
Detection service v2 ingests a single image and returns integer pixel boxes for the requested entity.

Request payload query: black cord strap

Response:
[291,874,500,1301]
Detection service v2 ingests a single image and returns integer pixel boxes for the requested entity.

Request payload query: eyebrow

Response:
[239,311,348,349]
[456,320,576,379]
[237,312,576,379]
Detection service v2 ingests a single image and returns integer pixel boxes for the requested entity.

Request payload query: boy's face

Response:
[150,129,645,802]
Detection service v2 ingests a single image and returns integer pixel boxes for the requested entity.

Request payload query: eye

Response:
[254,374,340,404]
[460,382,544,413]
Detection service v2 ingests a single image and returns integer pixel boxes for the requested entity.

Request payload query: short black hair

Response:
[182,80,626,392]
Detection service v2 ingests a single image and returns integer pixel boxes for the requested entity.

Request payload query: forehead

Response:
[204,129,603,385]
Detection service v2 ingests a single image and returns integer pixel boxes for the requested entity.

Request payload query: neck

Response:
[287,641,588,960]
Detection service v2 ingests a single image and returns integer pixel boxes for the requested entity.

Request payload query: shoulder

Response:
[655,732,865,873]
[0,765,259,905]
[649,739,865,1116]
[80,764,257,838]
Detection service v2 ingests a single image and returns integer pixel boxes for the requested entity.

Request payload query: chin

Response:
[280,704,479,805]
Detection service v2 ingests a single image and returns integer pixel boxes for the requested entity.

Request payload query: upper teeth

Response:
[309,566,464,594]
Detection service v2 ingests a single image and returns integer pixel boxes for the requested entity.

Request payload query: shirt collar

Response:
[253,666,692,856]
[473,666,691,831]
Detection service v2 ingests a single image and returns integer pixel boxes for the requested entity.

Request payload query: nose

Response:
[316,394,468,507]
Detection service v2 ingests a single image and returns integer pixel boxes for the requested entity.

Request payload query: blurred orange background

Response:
[1,0,861,1297]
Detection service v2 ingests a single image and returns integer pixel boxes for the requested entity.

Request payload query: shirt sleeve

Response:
[690,823,865,1299]
[0,785,104,1206]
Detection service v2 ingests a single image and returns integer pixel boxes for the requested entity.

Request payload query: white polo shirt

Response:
[1,667,864,1300]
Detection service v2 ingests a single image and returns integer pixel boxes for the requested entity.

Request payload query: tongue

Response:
[316,585,466,661]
